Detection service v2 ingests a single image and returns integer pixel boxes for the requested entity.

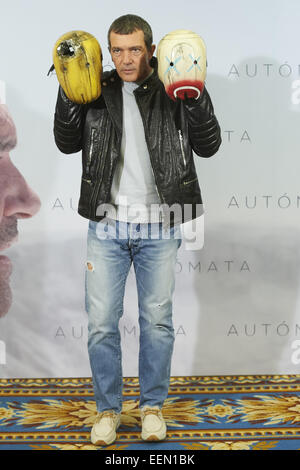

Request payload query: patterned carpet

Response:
[0,375,300,450]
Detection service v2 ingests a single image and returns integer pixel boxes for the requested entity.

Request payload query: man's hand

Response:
[52,30,103,104]
[157,29,207,101]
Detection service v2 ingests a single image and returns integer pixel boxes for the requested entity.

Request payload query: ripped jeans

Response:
[85,218,182,413]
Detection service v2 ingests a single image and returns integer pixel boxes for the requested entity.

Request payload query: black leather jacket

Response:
[53,57,221,226]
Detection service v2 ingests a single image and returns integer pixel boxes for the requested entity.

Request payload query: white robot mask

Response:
[157,29,207,101]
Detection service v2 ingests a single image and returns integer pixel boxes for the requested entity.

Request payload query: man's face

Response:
[109,29,155,83]
[0,104,41,317]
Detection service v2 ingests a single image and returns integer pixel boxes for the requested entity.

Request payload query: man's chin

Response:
[0,279,12,317]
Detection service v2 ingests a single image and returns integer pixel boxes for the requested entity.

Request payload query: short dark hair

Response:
[108,14,153,51]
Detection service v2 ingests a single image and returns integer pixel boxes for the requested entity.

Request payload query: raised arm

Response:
[182,86,221,158]
[54,86,85,154]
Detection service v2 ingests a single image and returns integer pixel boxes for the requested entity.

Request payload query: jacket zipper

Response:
[82,177,92,184]
[86,128,96,174]
[178,129,186,167]
[83,129,101,185]
[182,177,197,186]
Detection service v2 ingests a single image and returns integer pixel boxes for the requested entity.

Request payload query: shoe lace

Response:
[142,408,162,419]
[95,411,117,423]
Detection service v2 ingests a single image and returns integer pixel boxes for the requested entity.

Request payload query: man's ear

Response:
[149,44,156,59]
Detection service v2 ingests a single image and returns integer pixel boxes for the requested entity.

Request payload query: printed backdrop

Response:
[0,0,300,377]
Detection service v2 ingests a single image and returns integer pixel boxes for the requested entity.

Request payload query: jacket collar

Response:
[135,56,160,91]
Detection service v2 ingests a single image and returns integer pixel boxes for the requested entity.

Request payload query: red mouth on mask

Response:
[166,80,204,101]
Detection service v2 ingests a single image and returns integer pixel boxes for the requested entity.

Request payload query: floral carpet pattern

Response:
[0,375,300,450]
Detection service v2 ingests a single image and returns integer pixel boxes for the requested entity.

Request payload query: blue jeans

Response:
[85,218,182,413]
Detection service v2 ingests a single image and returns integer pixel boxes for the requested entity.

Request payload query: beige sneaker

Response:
[91,410,121,446]
[140,406,167,441]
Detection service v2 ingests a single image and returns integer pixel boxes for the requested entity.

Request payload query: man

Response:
[54,14,221,445]
[0,103,41,318]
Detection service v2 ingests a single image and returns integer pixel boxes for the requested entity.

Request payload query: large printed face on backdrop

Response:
[0,104,41,317]
[109,30,155,83]
[157,29,207,101]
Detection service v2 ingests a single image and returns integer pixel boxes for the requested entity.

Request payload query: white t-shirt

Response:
[106,75,164,223]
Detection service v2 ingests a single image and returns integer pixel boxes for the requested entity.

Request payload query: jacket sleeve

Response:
[183,86,221,158]
[53,86,85,154]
